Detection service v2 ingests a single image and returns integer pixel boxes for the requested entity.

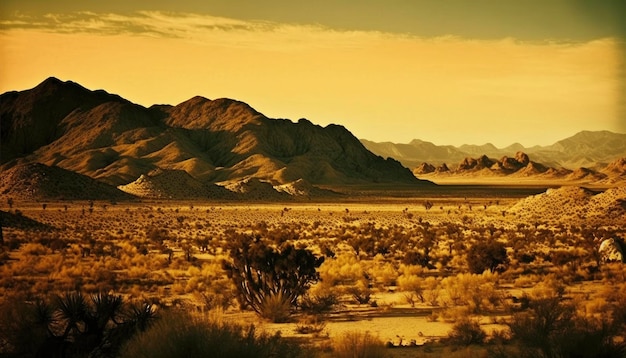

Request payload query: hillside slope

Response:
[0,162,135,201]
[1,78,427,191]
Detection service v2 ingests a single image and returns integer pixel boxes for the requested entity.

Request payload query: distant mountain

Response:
[1,78,428,198]
[360,139,467,169]
[362,131,626,170]
[411,150,625,185]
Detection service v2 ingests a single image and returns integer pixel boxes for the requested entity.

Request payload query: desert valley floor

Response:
[2,184,626,357]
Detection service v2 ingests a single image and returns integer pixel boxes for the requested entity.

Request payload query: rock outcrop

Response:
[599,238,625,263]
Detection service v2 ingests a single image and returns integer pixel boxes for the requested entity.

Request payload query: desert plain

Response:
[2,183,626,357]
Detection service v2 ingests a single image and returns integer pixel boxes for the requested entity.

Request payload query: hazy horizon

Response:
[1,0,624,147]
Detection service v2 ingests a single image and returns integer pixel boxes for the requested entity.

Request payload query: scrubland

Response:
[1,192,625,357]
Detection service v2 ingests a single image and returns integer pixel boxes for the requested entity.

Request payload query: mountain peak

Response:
[40,76,63,86]
[165,96,263,130]
[31,76,88,96]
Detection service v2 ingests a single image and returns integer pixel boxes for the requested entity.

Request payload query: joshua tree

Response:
[223,233,324,320]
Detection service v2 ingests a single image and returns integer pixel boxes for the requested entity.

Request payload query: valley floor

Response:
[1,185,625,356]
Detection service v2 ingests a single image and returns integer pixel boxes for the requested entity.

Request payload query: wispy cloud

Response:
[1,11,333,46]
[2,11,620,49]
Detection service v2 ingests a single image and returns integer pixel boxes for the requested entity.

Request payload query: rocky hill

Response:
[508,186,626,225]
[273,178,340,198]
[363,131,626,171]
[1,78,428,199]
[0,162,135,201]
[117,168,234,200]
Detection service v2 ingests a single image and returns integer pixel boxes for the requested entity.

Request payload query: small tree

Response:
[223,234,324,321]
[467,240,508,274]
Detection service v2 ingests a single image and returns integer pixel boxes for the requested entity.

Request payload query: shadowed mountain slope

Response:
[0,77,131,161]
[1,78,427,192]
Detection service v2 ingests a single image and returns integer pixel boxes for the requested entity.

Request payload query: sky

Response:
[1,1,625,147]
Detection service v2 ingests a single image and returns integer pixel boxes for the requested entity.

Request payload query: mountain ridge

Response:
[1,78,428,198]
[362,130,626,171]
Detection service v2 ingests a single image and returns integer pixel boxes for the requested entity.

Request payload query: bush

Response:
[295,315,327,335]
[467,240,508,274]
[299,293,338,314]
[121,310,312,358]
[348,279,372,305]
[509,296,625,358]
[332,331,386,358]
[447,319,487,346]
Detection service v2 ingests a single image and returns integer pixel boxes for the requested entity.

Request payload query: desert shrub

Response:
[467,240,508,274]
[259,292,292,323]
[299,293,338,314]
[186,261,235,310]
[446,319,487,346]
[423,276,441,306]
[369,258,397,287]
[509,296,625,358]
[348,278,372,305]
[317,251,365,289]
[223,233,324,321]
[295,314,327,335]
[397,273,424,306]
[529,274,565,300]
[332,331,386,358]
[439,272,502,313]
[441,306,472,323]
[121,310,313,358]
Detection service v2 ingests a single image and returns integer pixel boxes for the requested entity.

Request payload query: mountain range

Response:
[1,77,426,200]
[361,131,626,171]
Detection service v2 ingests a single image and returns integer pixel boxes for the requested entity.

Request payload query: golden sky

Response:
[1,1,624,147]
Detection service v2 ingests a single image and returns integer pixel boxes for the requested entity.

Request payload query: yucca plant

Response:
[56,291,88,338]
